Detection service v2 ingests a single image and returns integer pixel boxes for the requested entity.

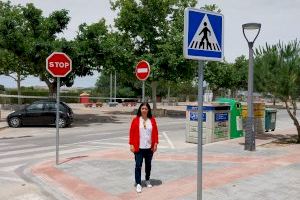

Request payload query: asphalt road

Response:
[0,108,296,199]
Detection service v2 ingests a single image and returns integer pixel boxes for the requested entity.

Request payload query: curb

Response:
[21,161,70,200]
[0,126,8,131]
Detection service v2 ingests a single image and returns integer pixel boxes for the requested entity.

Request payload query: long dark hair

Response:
[136,103,152,118]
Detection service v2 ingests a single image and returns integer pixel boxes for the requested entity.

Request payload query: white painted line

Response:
[79,132,119,137]
[0,147,91,164]
[117,137,129,140]
[66,136,127,145]
[0,144,36,151]
[94,142,127,146]
[0,176,24,183]
[0,145,57,156]
[162,131,175,149]
[0,164,24,172]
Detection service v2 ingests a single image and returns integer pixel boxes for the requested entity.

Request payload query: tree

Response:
[231,55,248,94]
[204,61,234,99]
[110,0,197,109]
[0,2,32,103]
[255,40,300,143]
[0,2,108,96]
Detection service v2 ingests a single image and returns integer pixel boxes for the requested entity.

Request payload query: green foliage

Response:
[255,40,300,142]
[255,40,300,101]
[110,0,197,82]
[0,84,5,91]
[204,61,233,90]
[231,55,248,90]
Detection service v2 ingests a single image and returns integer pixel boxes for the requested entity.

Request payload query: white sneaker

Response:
[145,180,152,188]
[136,184,142,193]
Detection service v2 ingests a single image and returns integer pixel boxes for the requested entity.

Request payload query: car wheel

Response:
[9,117,21,128]
[57,118,67,128]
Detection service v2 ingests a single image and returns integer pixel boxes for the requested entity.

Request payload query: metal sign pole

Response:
[142,81,145,102]
[56,77,60,165]
[197,61,204,200]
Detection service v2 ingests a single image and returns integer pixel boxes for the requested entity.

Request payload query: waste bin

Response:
[216,98,244,139]
[242,103,265,134]
[265,108,277,132]
[80,92,90,104]
[186,103,230,144]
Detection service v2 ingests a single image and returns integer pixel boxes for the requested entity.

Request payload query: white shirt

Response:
[139,117,152,149]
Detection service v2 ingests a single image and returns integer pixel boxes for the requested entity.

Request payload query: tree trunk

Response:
[46,80,57,98]
[151,81,157,110]
[17,73,21,105]
[284,100,300,143]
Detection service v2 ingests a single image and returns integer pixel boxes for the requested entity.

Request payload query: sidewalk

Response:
[26,128,300,200]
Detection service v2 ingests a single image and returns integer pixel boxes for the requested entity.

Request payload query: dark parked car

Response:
[7,100,74,128]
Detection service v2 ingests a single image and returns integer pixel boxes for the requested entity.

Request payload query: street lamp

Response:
[242,23,261,151]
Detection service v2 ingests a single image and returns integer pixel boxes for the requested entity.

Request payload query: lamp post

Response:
[242,23,261,151]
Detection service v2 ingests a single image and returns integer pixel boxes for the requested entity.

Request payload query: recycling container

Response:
[242,103,265,134]
[216,98,243,139]
[186,103,230,144]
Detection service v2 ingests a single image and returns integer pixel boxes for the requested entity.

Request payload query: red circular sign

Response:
[46,52,72,77]
[135,60,150,81]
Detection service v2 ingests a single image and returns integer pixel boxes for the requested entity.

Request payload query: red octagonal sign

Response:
[135,60,150,81]
[46,52,72,77]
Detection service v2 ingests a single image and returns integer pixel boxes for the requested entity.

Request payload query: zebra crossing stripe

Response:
[0,147,91,164]
[0,145,58,157]
[0,144,36,151]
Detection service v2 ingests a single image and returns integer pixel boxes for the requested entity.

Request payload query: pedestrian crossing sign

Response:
[184,8,224,61]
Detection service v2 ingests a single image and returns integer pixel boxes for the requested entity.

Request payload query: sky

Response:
[1,0,300,88]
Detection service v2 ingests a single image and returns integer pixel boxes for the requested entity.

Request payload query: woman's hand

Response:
[130,145,135,153]
[152,143,158,153]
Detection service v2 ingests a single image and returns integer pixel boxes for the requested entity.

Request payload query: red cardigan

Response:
[129,116,159,153]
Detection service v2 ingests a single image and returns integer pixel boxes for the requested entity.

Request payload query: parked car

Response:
[7,99,74,128]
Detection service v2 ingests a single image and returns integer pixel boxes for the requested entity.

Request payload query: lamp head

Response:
[242,23,261,46]
[242,23,261,30]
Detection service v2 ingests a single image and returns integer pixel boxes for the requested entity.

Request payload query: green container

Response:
[216,98,244,138]
[265,108,277,132]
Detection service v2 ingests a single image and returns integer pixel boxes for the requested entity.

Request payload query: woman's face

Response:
[141,105,149,117]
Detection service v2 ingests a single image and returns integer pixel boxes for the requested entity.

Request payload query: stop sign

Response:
[135,60,150,81]
[46,52,72,77]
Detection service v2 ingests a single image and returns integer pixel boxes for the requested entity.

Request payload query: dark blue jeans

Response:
[134,148,153,185]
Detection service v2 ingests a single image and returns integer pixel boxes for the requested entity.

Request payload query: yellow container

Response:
[242,103,265,119]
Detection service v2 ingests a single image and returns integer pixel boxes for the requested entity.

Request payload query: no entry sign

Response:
[135,60,150,81]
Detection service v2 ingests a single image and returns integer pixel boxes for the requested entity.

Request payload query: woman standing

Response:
[129,103,159,193]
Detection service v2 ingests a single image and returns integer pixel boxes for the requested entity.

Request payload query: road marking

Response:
[64,136,127,146]
[0,176,24,183]
[90,142,127,146]
[0,164,24,172]
[0,144,36,151]
[162,131,175,149]
[0,147,92,164]
[0,145,57,156]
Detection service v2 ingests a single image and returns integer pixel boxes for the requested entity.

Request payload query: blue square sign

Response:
[184,8,224,61]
